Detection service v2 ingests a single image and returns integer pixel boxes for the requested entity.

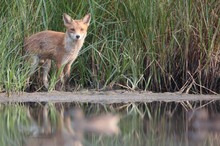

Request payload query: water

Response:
[1,102,220,146]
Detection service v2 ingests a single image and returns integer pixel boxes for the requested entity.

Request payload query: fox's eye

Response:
[80,28,84,31]
[70,28,75,31]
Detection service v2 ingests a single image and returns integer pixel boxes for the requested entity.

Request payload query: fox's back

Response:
[24,30,65,55]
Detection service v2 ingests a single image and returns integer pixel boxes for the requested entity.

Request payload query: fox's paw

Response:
[55,81,64,91]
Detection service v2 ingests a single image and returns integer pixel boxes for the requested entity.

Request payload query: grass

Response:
[0,104,28,146]
[0,0,219,93]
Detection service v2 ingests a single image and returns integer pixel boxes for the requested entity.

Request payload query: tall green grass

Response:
[0,0,219,93]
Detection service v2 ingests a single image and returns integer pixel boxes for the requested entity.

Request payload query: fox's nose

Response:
[76,35,80,39]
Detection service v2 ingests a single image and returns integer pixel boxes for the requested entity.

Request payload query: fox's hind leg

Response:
[30,55,40,75]
[26,55,39,87]
[42,59,51,89]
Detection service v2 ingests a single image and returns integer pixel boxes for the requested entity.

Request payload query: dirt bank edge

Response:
[0,90,220,103]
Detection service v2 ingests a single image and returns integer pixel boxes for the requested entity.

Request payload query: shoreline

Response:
[0,90,220,103]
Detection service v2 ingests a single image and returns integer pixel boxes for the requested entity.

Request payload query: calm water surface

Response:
[1,102,220,146]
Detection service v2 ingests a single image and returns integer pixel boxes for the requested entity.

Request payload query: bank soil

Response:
[0,90,220,103]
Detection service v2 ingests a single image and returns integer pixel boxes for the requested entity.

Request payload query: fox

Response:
[25,107,120,146]
[24,13,91,90]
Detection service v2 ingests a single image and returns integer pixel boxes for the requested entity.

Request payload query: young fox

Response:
[24,13,91,90]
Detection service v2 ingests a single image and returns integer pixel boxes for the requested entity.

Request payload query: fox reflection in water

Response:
[187,109,220,143]
[24,105,120,146]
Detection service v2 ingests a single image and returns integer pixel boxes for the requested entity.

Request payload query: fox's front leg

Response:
[55,63,64,91]
[63,61,73,90]
[63,61,73,82]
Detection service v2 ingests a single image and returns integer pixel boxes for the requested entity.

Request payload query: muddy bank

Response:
[0,90,220,103]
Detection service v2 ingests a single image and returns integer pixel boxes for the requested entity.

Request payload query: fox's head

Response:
[63,13,91,41]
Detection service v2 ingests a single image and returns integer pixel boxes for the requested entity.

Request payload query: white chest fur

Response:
[62,37,84,65]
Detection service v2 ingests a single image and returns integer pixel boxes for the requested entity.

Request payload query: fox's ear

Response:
[63,13,73,25]
[82,13,91,25]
